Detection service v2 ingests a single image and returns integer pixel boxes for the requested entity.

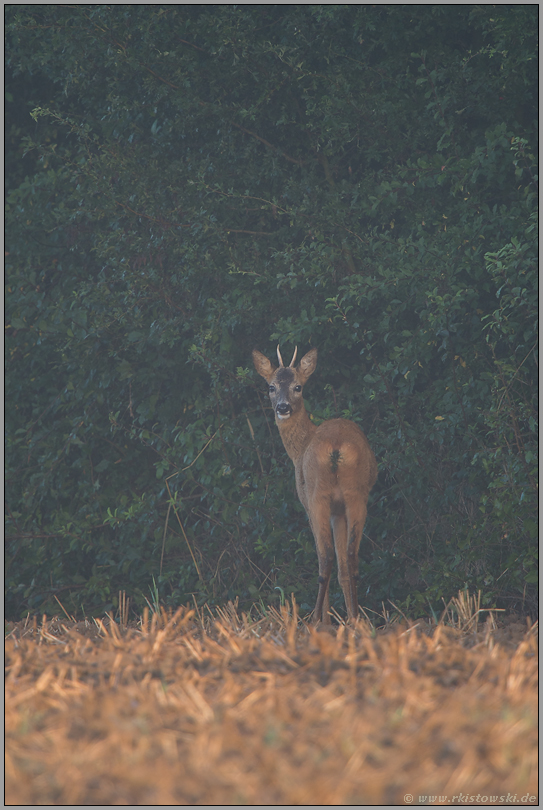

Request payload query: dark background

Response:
[5,5,537,619]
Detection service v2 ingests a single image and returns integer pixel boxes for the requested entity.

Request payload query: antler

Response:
[289,346,298,367]
[277,345,298,368]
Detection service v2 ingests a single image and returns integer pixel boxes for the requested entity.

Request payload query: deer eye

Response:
[294,385,302,393]
[268,385,276,394]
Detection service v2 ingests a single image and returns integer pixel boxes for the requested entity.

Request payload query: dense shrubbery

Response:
[5,5,537,618]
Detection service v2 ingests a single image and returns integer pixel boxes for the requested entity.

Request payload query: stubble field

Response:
[5,597,538,806]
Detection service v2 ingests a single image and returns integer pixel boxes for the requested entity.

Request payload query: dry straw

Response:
[5,593,538,805]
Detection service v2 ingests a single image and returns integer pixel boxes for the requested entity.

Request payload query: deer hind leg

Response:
[322,582,330,623]
[313,543,334,625]
[344,498,368,622]
[346,525,361,621]
[309,504,334,625]
[331,513,358,621]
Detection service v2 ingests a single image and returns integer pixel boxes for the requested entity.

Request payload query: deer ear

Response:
[252,349,276,382]
[298,348,317,382]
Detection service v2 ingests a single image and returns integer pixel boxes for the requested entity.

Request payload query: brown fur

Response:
[253,346,377,623]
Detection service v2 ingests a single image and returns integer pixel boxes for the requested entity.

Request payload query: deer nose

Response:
[276,403,292,417]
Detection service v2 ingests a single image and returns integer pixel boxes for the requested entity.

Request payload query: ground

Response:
[5,599,538,805]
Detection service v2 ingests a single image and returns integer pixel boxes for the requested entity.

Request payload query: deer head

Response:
[252,345,317,422]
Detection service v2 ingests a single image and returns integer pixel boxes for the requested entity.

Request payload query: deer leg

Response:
[322,583,330,623]
[344,499,368,622]
[346,527,360,621]
[313,543,333,624]
[332,514,357,621]
[309,502,334,624]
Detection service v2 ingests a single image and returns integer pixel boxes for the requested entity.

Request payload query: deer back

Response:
[252,346,377,507]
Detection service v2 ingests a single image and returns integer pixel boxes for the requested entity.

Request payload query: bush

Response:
[6,5,537,617]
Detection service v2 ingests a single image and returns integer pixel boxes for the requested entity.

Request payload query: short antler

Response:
[276,345,298,368]
[289,347,298,367]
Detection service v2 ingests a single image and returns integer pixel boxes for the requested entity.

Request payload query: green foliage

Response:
[5,5,537,618]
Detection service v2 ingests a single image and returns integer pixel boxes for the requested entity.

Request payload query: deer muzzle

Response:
[275,402,292,420]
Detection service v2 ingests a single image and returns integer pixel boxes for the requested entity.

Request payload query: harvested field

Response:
[5,600,538,806]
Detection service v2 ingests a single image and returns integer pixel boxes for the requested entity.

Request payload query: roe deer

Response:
[253,346,377,624]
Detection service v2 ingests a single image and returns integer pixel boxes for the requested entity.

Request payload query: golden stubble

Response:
[5,602,538,806]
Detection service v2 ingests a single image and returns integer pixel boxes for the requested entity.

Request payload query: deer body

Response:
[253,346,377,624]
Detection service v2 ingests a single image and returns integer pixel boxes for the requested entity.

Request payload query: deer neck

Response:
[276,406,316,465]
